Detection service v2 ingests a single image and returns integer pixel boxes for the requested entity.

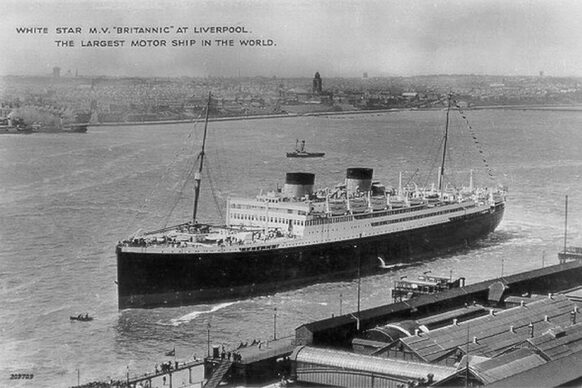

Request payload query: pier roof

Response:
[416,304,487,328]
[563,285,582,303]
[432,349,547,386]
[484,349,582,388]
[527,321,582,360]
[468,348,546,384]
[290,346,456,382]
[401,294,578,362]
[295,260,582,348]
[235,337,295,364]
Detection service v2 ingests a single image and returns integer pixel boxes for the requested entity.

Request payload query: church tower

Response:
[312,72,322,95]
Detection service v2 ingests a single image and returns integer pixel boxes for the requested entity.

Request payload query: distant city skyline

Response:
[1,0,582,78]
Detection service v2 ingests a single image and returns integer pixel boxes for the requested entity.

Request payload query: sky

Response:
[1,0,581,78]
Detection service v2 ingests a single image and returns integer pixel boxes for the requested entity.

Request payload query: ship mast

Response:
[192,92,212,224]
[438,93,452,194]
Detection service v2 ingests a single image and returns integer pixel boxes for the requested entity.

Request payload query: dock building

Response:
[201,259,582,387]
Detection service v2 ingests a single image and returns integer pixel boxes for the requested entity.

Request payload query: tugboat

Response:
[115,93,506,309]
[286,139,325,158]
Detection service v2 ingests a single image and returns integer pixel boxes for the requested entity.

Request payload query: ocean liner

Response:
[116,95,506,309]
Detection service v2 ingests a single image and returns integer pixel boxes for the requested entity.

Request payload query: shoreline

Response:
[469,104,582,111]
[4,104,581,132]
[90,109,406,127]
[90,103,582,128]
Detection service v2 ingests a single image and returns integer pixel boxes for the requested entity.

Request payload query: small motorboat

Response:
[70,314,93,322]
[287,139,325,158]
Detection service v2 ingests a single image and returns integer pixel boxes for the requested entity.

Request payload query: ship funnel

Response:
[346,168,373,194]
[282,172,315,198]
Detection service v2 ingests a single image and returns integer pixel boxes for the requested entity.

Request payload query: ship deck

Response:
[118,198,501,255]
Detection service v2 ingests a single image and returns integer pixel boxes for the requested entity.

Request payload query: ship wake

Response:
[377,256,411,270]
[167,302,238,326]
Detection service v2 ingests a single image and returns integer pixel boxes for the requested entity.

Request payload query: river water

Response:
[1,108,582,386]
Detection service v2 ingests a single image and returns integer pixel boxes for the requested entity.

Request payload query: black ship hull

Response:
[117,202,504,309]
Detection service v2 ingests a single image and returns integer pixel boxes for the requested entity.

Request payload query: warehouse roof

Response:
[401,294,578,362]
[469,348,546,384]
[527,321,582,360]
[485,349,582,387]
[290,346,456,381]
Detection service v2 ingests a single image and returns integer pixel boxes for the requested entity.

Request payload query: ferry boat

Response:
[391,273,466,302]
[115,94,506,309]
